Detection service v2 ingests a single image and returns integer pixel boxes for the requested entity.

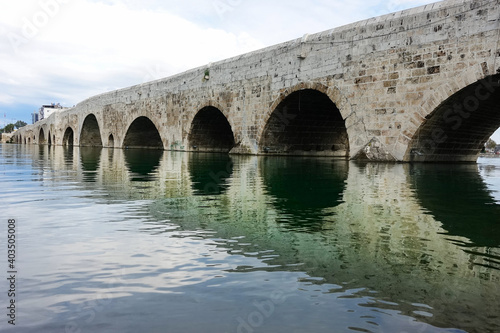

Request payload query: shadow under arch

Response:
[188,153,233,195]
[80,114,103,147]
[39,128,46,145]
[188,106,235,153]
[108,134,115,148]
[48,131,52,145]
[409,163,500,247]
[260,156,348,232]
[407,74,500,162]
[123,116,163,149]
[63,127,74,146]
[124,149,163,182]
[260,89,349,157]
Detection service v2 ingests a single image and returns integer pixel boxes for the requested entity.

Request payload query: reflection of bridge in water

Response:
[409,163,500,247]
[23,144,500,332]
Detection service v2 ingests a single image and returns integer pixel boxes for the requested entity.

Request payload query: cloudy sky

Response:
[1,0,498,140]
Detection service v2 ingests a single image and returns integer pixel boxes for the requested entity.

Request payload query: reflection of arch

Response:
[63,127,74,146]
[188,153,233,195]
[39,128,46,145]
[407,74,500,162]
[410,163,500,247]
[80,114,103,147]
[80,147,102,182]
[108,134,114,148]
[188,106,235,153]
[124,149,163,182]
[261,157,348,231]
[123,116,163,149]
[63,144,74,164]
[260,89,348,156]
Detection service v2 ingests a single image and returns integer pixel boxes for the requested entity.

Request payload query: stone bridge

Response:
[13,0,500,162]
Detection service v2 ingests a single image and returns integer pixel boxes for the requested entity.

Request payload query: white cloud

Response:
[0,93,15,104]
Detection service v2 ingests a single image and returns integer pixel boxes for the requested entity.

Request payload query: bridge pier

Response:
[230,138,259,155]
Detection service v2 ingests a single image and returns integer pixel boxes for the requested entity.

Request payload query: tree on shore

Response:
[14,120,27,129]
[1,123,15,133]
[486,138,497,149]
[0,120,27,134]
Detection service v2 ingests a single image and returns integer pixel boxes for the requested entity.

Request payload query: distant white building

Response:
[35,103,70,122]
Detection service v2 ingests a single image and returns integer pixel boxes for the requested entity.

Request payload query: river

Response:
[1,144,499,333]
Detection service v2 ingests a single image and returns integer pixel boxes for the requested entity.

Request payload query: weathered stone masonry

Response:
[14,0,500,162]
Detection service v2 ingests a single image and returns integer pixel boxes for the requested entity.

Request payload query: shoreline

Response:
[479,154,500,158]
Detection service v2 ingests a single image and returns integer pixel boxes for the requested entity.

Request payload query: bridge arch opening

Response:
[407,74,500,162]
[260,89,348,156]
[80,114,103,147]
[39,128,46,145]
[123,116,163,149]
[108,134,115,148]
[48,131,52,145]
[188,106,235,153]
[63,127,74,146]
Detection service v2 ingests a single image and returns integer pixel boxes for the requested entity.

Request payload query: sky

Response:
[1,0,499,141]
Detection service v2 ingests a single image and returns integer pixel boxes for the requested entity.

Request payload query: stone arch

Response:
[108,134,115,148]
[63,127,75,146]
[265,82,352,125]
[39,128,46,145]
[80,114,103,147]
[405,73,500,162]
[188,106,235,153]
[123,116,163,149]
[259,87,349,156]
